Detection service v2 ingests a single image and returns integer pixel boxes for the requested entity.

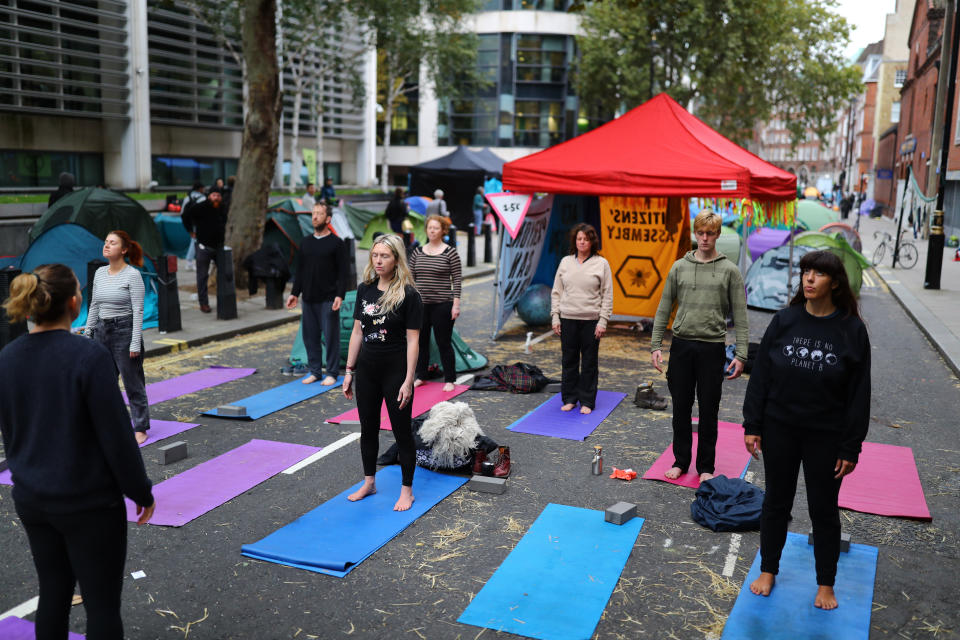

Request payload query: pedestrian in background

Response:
[85,230,151,444]
[551,222,613,415]
[180,182,207,272]
[651,210,748,483]
[425,189,448,217]
[472,186,485,234]
[320,177,337,204]
[0,264,155,640]
[48,172,75,207]
[285,202,348,386]
[181,188,227,313]
[385,187,409,234]
[743,250,870,611]
[343,234,423,512]
[410,215,462,392]
[302,182,317,211]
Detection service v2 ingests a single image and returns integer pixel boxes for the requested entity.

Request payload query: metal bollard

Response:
[86,259,107,306]
[467,223,476,267]
[157,255,182,333]
[483,222,493,263]
[215,247,238,320]
[447,224,458,248]
[264,277,284,309]
[344,237,358,291]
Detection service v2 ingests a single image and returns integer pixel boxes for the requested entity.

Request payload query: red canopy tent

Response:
[503,93,796,202]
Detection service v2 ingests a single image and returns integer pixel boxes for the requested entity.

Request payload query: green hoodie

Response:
[650,251,748,362]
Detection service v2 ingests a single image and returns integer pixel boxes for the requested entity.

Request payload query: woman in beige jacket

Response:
[551,223,614,414]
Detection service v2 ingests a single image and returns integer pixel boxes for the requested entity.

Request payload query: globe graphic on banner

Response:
[515,284,552,326]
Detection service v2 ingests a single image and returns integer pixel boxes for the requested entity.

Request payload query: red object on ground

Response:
[608,467,637,481]
[503,93,796,201]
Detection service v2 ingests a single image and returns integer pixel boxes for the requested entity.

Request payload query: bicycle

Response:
[872,230,918,269]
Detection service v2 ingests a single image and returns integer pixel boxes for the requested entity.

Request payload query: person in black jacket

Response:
[47,172,75,207]
[0,263,155,639]
[742,250,870,611]
[385,187,409,234]
[181,188,228,313]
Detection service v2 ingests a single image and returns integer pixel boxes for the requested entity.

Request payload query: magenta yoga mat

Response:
[123,366,257,405]
[642,420,753,488]
[505,390,626,441]
[124,439,320,527]
[327,382,469,430]
[838,442,931,520]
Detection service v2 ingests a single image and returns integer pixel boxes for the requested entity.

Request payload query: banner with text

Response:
[599,196,690,318]
[495,195,554,337]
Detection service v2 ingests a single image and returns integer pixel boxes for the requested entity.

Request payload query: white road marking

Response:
[722,533,743,577]
[0,596,39,621]
[281,433,360,474]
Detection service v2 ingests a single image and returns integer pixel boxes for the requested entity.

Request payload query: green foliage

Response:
[575,0,862,147]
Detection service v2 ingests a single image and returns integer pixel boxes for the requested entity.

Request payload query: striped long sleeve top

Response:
[408,244,462,304]
[84,264,145,353]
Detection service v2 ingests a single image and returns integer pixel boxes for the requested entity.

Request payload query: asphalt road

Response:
[1,272,958,639]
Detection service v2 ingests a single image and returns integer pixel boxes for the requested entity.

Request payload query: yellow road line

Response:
[154,338,188,353]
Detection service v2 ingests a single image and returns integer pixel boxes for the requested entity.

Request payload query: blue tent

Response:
[154,213,193,258]
[19,224,158,330]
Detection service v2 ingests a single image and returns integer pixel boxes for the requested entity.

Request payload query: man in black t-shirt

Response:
[181,188,227,313]
[285,202,348,385]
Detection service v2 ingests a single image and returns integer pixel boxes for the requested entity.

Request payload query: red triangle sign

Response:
[484,192,533,239]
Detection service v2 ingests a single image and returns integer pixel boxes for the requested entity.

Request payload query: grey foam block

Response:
[808,531,851,553]
[455,373,475,386]
[605,501,637,525]
[545,382,562,393]
[157,441,188,465]
[338,419,362,426]
[217,405,247,417]
[467,475,507,494]
[0,457,7,472]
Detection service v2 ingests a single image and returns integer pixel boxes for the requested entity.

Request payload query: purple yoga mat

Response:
[125,439,320,526]
[506,390,627,440]
[0,616,84,640]
[0,419,200,486]
[123,366,257,405]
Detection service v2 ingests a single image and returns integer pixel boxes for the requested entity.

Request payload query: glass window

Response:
[894,69,906,87]
[0,150,104,189]
[151,156,239,188]
[891,101,900,123]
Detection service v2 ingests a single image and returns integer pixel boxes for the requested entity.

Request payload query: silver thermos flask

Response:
[591,445,603,475]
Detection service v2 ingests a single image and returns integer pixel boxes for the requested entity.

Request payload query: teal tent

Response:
[155,213,193,258]
[796,199,838,232]
[793,231,869,295]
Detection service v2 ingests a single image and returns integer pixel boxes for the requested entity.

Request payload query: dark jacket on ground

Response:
[290,233,348,303]
[182,198,227,248]
[0,331,154,513]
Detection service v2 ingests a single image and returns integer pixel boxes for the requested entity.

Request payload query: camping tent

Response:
[30,188,163,258]
[356,209,427,250]
[410,146,505,229]
[793,231,870,295]
[155,213,193,258]
[796,199,837,232]
[744,244,815,311]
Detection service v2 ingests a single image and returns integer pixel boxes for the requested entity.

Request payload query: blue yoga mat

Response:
[202,376,342,420]
[458,503,643,640]
[722,532,878,640]
[241,465,467,576]
[506,390,626,440]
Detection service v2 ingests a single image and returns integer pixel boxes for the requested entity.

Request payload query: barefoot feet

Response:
[664,466,683,480]
[442,382,455,392]
[394,486,415,511]
[814,585,838,609]
[579,406,593,414]
[413,379,424,388]
[561,403,576,412]
[321,375,337,386]
[750,572,775,596]
[302,374,318,385]
[347,479,376,502]
[135,431,149,445]
[699,472,714,482]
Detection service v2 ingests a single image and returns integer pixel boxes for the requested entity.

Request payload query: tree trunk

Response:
[315,72,325,186]
[380,72,396,193]
[226,0,279,287]
[289,82,303,191]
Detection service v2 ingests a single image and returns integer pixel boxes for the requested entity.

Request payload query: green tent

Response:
[796,199,838,232]
[793,231,869,295]
[30,187,163,258]
[342,203,382,239]
[349,206,427,250]
[289,290,487,372]
[263,202,314,272]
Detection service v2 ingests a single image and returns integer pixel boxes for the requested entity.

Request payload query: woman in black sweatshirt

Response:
[0,264,155,639]
[742,250,870,611]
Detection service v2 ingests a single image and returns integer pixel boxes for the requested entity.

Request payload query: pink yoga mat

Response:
[125,439,320,526]
[0,419,199,486]
[123,366,257,405]
[327,382,469,430]
[643,420,753,488]
[0,616,83,640]
[838,442,931,520]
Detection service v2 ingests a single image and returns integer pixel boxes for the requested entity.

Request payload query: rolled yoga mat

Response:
[124,439,320,526]
[505,390,626,441]
[642,419,753,488]
[457,503,644,640]
[241,465,468,577]
[0,419,200,486]
[202,376,342,420]
[721,532,878,640]
[326,381,469,430]
[838,442,931,520]
[0,616,84,640]
[123,366,257,405]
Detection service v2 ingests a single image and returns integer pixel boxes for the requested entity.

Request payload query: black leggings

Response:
[560,317,599,409]
[15,500,128,640]
[356,349,416,486]
[416,301,456,383]
[759,424,843,586]
[666,337,725,474]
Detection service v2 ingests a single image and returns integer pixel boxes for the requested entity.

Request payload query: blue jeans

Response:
[94,316,150,432]
[473,209,483,233]
[301,300,340,378]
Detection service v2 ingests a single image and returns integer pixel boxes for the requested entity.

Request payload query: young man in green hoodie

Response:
[650,210,748,483]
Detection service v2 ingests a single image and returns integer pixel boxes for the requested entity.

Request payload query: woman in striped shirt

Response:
[409,215,462,392]
[85,230,150,444]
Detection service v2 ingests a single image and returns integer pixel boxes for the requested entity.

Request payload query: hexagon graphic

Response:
[615,256,662,299]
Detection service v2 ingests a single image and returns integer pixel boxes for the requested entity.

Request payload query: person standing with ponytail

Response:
[0,264,155,639]
[85,230,150,444]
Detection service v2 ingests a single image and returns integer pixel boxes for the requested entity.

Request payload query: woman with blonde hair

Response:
[409,214,462,392]
[343,234,424,511]
[0,264,155,638]
[85,230,151,443]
